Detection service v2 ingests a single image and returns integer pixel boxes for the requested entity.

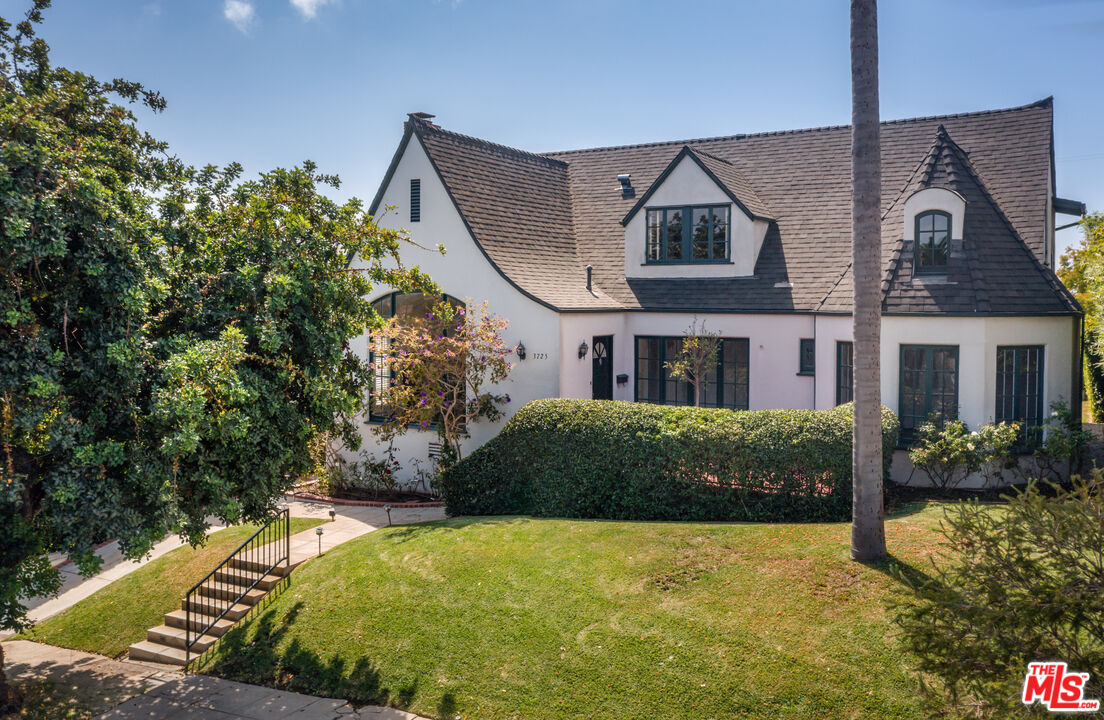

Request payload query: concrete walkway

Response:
[3,499,445,718]
[2,641,429,719]
[3,499,444,638]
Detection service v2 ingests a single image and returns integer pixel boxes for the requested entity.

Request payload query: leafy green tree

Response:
[664,319,721,408]
[892,475,1104,717]
[0,3,428,706]
[1058,212,1104,421]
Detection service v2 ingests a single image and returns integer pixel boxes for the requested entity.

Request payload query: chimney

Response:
[404,112,440,131]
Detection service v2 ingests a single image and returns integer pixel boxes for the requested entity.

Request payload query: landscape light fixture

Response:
[578,341,588,359]
[516,342,526,360]
[315,526,323,556]
[384,504,392,526]
[328,509,336,522]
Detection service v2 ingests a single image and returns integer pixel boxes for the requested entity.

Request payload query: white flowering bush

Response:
[909,419,982,489]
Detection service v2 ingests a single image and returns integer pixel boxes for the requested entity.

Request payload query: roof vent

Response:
[617,174,634,199]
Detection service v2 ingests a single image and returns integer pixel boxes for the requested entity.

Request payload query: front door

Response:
[592,335,613,400]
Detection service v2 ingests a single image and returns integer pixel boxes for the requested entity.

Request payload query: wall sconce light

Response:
[578,341,589,359]
[515,342,526,360]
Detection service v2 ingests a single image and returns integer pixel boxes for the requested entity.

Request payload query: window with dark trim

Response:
[996,345,1045,445]
[914,210,950,274]
[899,344,959,443]
[836,341,853,405]
[646,205,730,263]
[635,336,749,409]
[368,291,463,423]
[799,338,815,375]
[410,179,421,222]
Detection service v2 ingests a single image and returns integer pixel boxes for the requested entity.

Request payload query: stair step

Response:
[226,557,292,577]
[196,584,268,605]
[211,568,285,592]
[128,640,189,666]
[146,624,219,653]
[163,609,236,637]
[182,597,252,621]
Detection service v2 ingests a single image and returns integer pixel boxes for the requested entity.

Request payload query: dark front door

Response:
[592,335,613,400]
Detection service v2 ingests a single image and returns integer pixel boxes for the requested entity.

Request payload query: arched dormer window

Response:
[914,210,951,274]
[368,292,465,423]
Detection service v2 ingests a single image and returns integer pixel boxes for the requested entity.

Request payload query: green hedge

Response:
[440,399,900,522]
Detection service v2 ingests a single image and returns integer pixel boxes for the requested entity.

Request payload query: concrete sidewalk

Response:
[3,500,444,640]
[2,640,428,720]
[99,675,428,719]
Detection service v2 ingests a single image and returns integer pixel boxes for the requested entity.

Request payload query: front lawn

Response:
[201,504,953,720]
[17,517,323,658]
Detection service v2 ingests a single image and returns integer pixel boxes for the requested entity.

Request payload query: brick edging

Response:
[286,491,444,508]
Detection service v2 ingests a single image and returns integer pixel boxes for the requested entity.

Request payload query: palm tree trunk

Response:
[850,0,886,562]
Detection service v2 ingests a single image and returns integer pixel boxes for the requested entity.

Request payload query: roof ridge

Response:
[417,124,568,169]
[541,98,1053,157]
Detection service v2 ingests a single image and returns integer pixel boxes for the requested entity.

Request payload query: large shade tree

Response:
[0,2,430,708]
[850,0,887,561]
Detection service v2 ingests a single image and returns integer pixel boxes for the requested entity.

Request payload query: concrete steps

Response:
[127,564,289,667]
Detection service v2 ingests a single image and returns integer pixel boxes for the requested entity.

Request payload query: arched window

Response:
[368,292,464,422]
[914,210,951,274]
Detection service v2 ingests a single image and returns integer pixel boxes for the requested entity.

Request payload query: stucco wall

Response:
[623,156,768,279]
[349,134,560,477]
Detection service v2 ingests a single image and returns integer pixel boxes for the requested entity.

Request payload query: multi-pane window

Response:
[836,341,854,405]
[635,336,749,409]
[899,345,959,443]
[368,292,463,422]
[646,205,729,263]
[996,345,1045,444]
[915,210,950,273]
[799,338,815,375]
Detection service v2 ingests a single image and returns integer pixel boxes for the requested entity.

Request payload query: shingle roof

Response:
[620,146,773,226]
[382,99,1077,315]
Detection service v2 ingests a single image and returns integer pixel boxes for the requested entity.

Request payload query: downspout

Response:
[812,314,818,410]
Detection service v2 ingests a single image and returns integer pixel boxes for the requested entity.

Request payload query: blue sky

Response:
[6,0,1103,257]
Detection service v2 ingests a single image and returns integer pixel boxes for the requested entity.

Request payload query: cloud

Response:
[290,0,332,19]
[224,0,255,32]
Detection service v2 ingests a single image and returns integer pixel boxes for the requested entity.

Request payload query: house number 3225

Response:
[530,352,549,360]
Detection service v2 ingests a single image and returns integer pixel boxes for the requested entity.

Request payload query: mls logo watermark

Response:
[1022,662,1100,713]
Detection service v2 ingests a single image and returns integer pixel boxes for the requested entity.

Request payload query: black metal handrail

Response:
[184,508,290,666]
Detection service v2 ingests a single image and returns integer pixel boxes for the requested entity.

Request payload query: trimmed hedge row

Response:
[439,399,900,522]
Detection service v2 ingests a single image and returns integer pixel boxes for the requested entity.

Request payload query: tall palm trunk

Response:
[850,0,886,562]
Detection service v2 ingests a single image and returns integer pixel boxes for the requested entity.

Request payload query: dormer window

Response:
[914,210,950,274]
[646,205,730,264]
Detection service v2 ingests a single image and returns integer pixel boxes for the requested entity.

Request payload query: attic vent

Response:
[617,174,634,199]
[410,179,421,223]
[427,441,443,459]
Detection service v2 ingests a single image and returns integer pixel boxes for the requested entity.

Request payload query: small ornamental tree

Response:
[665,319,721,408]
[373,300,512,462]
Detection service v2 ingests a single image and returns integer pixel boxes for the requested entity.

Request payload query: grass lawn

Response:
[16,517,323,659]
[200,504,955,720]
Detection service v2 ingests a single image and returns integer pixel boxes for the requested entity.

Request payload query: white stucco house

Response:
[349,99,1085,484]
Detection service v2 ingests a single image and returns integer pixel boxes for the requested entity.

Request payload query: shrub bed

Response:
[440,399,899,522]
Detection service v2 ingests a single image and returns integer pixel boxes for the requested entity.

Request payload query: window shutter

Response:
[410,179,421,222]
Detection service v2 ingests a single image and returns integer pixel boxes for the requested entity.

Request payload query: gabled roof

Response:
[620,145,773,226]
[370,99,1078,315]
[817,125,1079,315]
